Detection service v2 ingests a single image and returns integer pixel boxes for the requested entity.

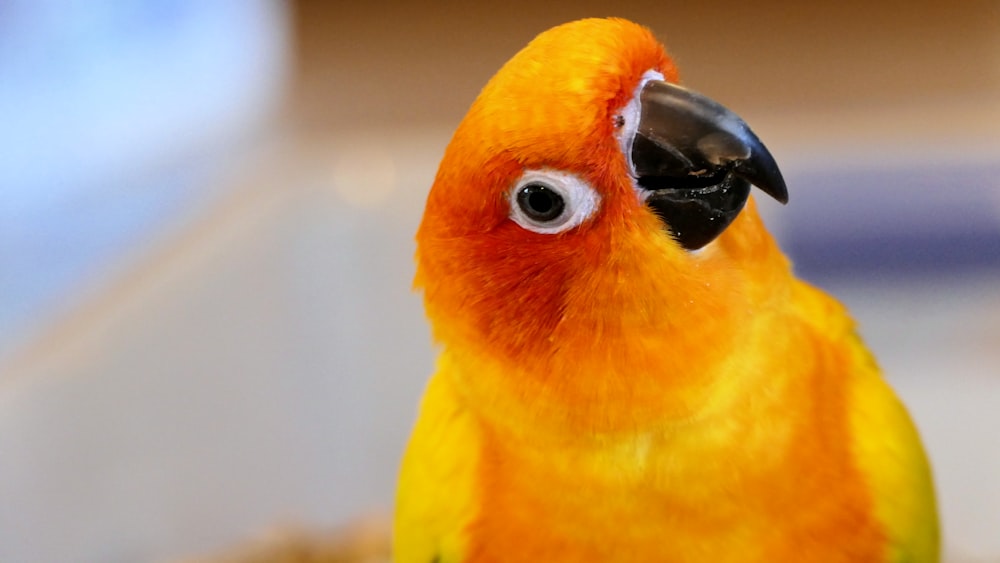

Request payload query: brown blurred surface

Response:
[293,0,1000,132]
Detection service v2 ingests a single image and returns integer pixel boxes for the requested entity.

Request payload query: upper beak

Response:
[630,80,787,250]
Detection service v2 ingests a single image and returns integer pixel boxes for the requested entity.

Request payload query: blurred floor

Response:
[1,2,998,562]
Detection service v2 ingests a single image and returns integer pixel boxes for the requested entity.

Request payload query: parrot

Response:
[394,17,939,563]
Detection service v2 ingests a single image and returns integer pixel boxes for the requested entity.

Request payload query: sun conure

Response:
[395,17,939,562]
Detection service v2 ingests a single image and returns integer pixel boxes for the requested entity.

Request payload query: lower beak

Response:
[630,80,787,250]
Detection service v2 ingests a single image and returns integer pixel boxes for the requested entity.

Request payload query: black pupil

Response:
[518,183,565,222]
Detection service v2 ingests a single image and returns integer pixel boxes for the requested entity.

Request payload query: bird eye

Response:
[517,183,565,222]
[508,170,600,234]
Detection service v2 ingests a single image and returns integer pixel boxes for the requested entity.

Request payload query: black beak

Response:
[630,80,787,250]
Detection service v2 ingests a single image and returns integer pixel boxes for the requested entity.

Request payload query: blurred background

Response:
[0,1,998,561]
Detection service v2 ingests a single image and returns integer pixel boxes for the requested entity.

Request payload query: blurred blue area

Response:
[0,0,289,356]
[784,161,1000,281]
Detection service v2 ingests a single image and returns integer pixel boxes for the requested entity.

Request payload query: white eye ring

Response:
[508,169,601,234]
[616,69,665,177]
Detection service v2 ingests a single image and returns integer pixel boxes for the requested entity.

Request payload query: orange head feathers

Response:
[415,18,790,432]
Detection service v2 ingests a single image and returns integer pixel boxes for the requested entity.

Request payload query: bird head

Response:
[416,18,792,430]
